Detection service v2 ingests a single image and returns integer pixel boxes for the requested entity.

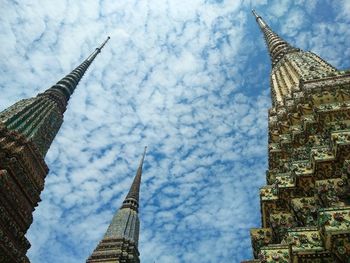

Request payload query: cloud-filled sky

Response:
[0,0,349,262]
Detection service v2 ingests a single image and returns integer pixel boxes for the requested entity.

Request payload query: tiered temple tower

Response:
[243,11,350,262]
[87,147,147,263]
[0,37,110,263]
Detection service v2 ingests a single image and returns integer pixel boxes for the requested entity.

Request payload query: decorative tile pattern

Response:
[250,228,273,258]
[259,245,290,263]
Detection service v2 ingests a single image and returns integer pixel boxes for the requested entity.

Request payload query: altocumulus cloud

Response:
[0,0,349,262]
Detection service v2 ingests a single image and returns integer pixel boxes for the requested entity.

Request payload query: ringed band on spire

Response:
[42,36,111,114]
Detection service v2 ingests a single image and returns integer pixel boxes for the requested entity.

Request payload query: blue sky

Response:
[0,0,349,262]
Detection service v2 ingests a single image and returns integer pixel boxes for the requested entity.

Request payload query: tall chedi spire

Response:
[0,37,109,263]
[252,10,339,106]
[242,11,350,263]
[0,36,110,156]
[87,147,147,263]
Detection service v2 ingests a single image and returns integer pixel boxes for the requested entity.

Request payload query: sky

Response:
[0,0,349,262]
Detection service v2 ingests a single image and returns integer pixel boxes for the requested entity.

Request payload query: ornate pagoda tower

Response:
[0,37,110,263]
[87,147,147,263]
[243,11,350,262]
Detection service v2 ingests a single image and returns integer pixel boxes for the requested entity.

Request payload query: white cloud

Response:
[334,0,350,22]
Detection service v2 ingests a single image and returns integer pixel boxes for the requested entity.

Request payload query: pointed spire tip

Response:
[140,146,147,166]
[121,146,147,210]
[252,10,300,67]
[98,37,110,50]
[86,37,110,62]
[252,9,260,19]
